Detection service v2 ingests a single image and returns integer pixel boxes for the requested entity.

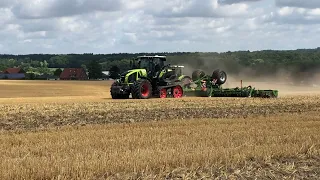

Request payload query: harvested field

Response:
[0,80,319,104]
[0,80,112,102]
[0,80,320,179]
[1,95,320,131]
[1,112,320,179]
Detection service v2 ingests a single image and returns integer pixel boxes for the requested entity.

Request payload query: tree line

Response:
[1,48,320,81]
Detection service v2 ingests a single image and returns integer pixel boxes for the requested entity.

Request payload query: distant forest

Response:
[1,47,320,83]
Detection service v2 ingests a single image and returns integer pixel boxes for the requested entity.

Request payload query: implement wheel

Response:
[172,85,183,98]
[212,69,227,85]
[132,79,152,99]
[192,69,205,81]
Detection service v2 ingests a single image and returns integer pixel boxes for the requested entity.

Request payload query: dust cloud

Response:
[177,54,320,97]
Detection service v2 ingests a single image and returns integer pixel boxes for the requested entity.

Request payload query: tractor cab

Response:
[134,55,166,78]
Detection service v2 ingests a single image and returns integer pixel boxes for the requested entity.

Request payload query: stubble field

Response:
[0,80,320,179]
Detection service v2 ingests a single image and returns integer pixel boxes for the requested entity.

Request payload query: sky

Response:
[0,0,320,54]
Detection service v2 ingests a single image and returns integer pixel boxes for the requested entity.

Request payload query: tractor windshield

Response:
[138,57,165,73]
[139,58,151,70]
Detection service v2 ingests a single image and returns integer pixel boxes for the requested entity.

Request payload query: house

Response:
[60,68,88,80]
[0,67,26,79]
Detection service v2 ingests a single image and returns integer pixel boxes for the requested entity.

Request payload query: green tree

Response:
[54,68,63,76]
[20,62,31,72]
[87,59,102,79]
[38,60,52,75]
[109,65,120,79]
[25,73,36,80]
[49,55,70,67]
[30,60,40,67]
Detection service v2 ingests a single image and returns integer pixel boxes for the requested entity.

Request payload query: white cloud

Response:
[11,0,123,19]
[218,0,262,4]
[276,0,320,9]
[125,0,146,9]
[269,6,320,24]
[148,0,251,18]
[0,8,14,28]
[0,0,320,54]
[308,9,320,16]
[278,7,295,16]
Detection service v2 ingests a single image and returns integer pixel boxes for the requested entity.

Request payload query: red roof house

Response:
[60,68,88,80]
[0,68,26,79]
[3,68,25,74]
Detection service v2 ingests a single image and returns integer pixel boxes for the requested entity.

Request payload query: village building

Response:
[0,67,26,79]
[59,68,88,80]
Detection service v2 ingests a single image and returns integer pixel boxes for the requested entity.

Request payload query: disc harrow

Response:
[182,69,278,98]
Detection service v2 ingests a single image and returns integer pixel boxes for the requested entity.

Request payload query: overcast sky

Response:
[0,0,320,54]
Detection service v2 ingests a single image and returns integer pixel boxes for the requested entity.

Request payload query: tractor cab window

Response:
[153,58,164,68]
[139,58,151,70]
[153,57,164,72]
[138,56,166,77]
[138,57,164,71]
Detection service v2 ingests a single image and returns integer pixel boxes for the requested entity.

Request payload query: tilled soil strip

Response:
[1,100,319,131]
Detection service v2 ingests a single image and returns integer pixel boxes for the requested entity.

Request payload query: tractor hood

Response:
[119,69,148,83]
[121,69,146,75]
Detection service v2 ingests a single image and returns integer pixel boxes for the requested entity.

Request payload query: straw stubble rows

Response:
[1,80,320,179]
[0,112,320,179]
[0,95,320,131]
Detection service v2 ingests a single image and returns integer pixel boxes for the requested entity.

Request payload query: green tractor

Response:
[110,55,188,99]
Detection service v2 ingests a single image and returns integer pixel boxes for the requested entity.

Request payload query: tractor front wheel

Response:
[132,79,152,99]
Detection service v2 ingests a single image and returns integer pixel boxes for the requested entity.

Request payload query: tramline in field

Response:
[110,55,278,99]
